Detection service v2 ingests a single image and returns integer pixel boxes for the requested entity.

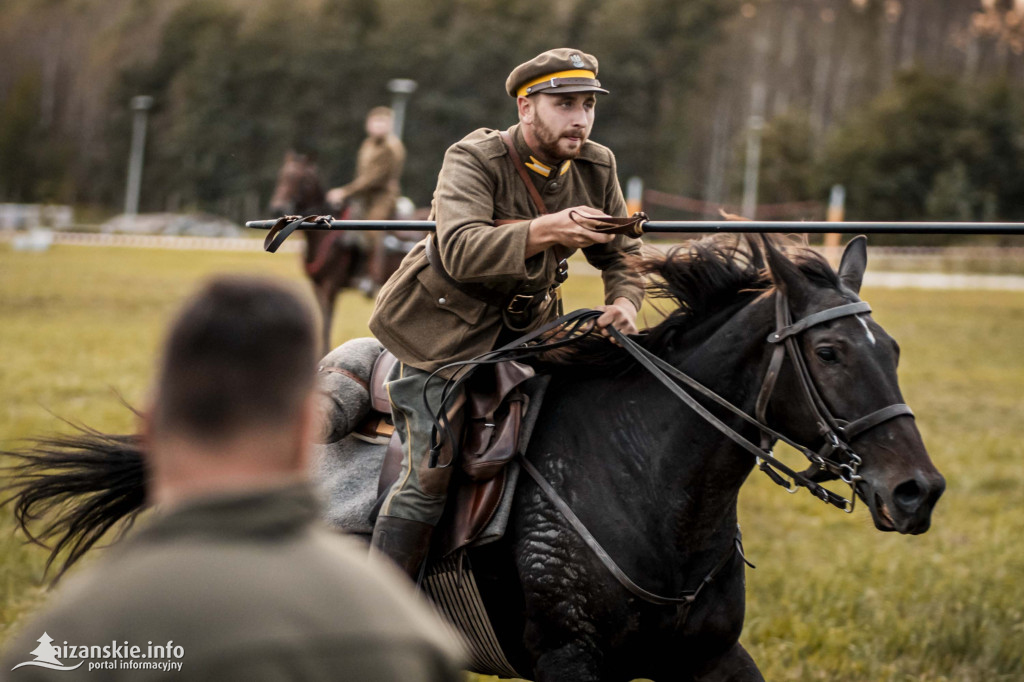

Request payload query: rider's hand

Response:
[325,187,348,211]
[525,206,616,257]
[595,298,638,344]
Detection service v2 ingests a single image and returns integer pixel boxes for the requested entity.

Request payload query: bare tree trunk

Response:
[704,95,732,216]
[899,0,920,68]
[810,8,836,138]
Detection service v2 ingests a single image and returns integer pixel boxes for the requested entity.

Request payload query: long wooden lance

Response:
[246,216,1024,252]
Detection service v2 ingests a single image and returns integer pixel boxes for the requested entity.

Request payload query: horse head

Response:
[761,236,945,534]
[269,150,325,217]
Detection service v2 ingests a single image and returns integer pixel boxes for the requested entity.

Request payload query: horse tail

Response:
[2,424,147,579]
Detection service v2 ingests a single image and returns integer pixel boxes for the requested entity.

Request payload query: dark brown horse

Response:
[268,150,416,354]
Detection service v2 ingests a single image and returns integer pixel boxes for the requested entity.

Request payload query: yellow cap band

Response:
[517,69,596,97]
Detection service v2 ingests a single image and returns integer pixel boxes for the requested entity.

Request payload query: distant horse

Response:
[4,235,944,681]
[268,150,415,354]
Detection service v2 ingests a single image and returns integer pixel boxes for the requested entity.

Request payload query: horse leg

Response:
[320,285,337,357]
[691,642,764,682]
[532,643,605,682]
[309,280,332,358]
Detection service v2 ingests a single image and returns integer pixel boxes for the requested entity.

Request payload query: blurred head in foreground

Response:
[143,275,319,506]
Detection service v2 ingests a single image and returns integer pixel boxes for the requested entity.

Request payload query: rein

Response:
[518,454,752,614]
[603,293,912,511]
[425,292,913,607]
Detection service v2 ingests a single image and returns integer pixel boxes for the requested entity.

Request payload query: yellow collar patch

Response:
[525,156,571,178]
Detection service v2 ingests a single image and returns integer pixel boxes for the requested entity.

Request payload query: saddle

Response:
[360,350,535,554]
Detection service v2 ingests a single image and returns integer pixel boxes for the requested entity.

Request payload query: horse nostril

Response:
[893,479,924,511]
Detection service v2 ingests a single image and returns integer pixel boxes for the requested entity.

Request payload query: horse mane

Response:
[541,234,840,368]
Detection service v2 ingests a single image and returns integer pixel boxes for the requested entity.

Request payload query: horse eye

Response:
[815,347,839,364]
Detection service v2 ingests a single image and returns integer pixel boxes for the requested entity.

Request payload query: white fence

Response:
[0,204,74,230]
[0,229,301,253]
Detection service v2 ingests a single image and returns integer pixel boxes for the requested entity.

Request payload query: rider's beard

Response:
[531,110,588,163]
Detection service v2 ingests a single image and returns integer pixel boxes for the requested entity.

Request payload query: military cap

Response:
[505,48,609,98]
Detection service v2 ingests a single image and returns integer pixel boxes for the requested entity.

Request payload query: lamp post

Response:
[741,83,765,220]
[124,95,154,218]
[386,79,417,141]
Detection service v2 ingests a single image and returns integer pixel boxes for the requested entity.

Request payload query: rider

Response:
[327,106,407,295]
[367,48,645,578]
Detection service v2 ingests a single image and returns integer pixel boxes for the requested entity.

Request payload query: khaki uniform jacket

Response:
[342,134,406,220]
[1,484,464,681]
[369,124,644,375]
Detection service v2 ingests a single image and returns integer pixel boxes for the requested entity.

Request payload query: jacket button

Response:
[438,297,447,305]
[548,182,559,191]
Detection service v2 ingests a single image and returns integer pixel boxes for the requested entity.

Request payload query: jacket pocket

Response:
[416,266,489,326]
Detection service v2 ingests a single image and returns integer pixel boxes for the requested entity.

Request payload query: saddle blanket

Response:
[312,337,549,546]
[312,337,544,678]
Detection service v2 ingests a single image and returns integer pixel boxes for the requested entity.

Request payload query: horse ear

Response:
[760,236,811,308]
[838,235,868,295]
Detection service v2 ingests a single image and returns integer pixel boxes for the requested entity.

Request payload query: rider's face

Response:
[366,114,393,139]
[520,92,596,163]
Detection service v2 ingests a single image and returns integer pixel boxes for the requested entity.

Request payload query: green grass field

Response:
[2,244,1022,680]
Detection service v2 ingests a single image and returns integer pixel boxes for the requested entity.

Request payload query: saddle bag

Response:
[460,360,535,481]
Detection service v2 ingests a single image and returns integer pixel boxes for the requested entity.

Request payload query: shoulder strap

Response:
[500,131,548,216]
[499,130,571,298]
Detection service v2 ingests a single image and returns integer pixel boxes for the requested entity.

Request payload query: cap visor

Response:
[534,85,610,95]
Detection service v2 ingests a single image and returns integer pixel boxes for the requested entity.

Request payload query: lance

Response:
[246,217,1024,252]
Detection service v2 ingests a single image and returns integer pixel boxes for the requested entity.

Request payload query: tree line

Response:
[0,0,1022,233]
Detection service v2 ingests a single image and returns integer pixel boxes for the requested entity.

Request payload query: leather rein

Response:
[427,292,913,609]
[602,293,913,514]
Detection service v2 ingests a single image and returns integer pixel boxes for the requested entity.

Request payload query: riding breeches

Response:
[379,362,464,526]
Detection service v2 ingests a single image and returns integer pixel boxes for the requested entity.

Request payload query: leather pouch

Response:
[460,360,535,481]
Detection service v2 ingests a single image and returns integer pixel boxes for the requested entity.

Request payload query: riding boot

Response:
[370,515,434,581]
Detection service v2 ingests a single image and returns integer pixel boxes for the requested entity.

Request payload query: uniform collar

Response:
[524,156,571,178]
[511,125,572,179]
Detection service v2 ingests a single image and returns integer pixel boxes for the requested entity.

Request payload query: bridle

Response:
[428,292,915,511]
[756,293,915,494]
[606,290,914,513]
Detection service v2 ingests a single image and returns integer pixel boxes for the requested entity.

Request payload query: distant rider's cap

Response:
[505,48,609,98]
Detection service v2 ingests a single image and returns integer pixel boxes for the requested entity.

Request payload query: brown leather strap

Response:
[568,209,648,239]
[265,214,333,253]
[519,454,747,608]
[499,131,570,295]
[317,365,369,392]
[500,131,549,216]
[499,132,647,239]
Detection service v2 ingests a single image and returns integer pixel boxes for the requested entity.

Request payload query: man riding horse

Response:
[327,106,407,296]
[367,48,645,578]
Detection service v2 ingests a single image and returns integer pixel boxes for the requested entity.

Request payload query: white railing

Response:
[0,229,302,253]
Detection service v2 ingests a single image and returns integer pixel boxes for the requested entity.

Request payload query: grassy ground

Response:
[2,244,1022,680]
